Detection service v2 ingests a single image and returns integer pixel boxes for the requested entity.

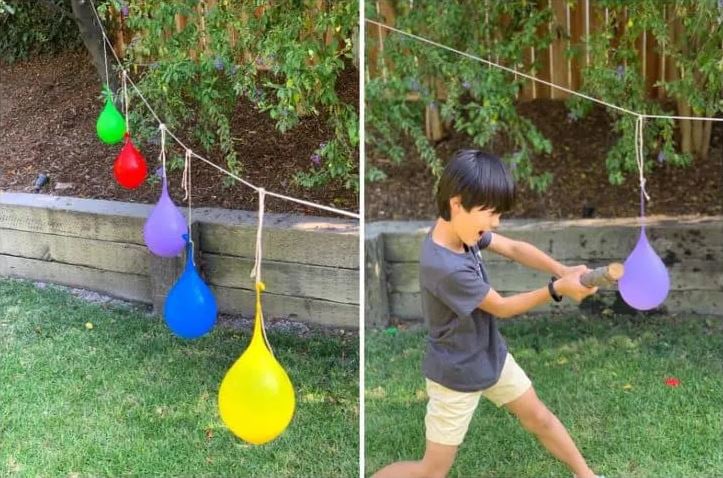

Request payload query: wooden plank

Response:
[389,289,723,321]
[367,0,396,79]
[549,0,569,100]
[364,234,390,327]
[520,44,535,101]
[568,0,585,91]
[644,28,661,99]
[0,228,150,275]
[380,217,723,263]
[212,286,358,328]
[0,194,358,270]
[203,253,359,304]
[199,212,358,269]
[0,254,151,303]
[0,193,150,244]
[536,9,552,99]
[388,258,723,294]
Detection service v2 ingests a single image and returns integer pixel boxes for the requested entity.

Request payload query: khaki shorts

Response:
[425,353,532,446]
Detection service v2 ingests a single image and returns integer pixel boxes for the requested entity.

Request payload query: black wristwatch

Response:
[548,277,563,302]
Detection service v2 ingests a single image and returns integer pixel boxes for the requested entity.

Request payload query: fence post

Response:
[365,231,390,327]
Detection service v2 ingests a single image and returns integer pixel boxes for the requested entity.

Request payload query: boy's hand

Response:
[554,268,598,303]
[556,264,588,278]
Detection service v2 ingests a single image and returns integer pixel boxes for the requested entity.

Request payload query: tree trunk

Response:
[70,0,119,95]
[700,119,712,161]
[691,115,703,157]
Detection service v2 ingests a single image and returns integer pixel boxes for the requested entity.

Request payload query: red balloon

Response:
[114,133,148,189]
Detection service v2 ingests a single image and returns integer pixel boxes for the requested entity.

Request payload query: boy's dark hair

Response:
[436,150,516,220]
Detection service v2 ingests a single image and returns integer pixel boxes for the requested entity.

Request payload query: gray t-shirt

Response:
[419,228,508,392]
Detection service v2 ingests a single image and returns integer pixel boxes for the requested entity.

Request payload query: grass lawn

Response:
[0,278,358,477]
[366,312,723,478]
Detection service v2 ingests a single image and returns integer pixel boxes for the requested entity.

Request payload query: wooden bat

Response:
[580,263,624,288]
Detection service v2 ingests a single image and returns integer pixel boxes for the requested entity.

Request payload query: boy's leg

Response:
[372,379,481,478]
[371,441,457,478]
[504,387,597,478]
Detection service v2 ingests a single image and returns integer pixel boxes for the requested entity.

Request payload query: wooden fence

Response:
[365,216,723,326]
[369,0,684,101]
[108,0,343,68]
[0,193,359,328]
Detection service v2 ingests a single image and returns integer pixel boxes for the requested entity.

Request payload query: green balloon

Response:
[96,97,126,144]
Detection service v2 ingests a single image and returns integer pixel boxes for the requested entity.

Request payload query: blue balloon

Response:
[164,237,217,339]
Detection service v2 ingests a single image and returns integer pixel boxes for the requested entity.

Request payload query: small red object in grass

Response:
[664,377,681,387]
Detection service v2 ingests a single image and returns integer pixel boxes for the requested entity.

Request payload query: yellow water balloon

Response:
[218,282,295,445]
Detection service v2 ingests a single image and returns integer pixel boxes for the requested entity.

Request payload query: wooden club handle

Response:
[580,263,624,288]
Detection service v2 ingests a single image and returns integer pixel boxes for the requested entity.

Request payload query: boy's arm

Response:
[478,270,597,319]
[486,232,581,278]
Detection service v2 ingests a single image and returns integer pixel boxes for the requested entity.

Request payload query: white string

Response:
[158,123,167,178]
[182,148,193,230]
[635,115,650,210]
[251,188,266,283]
[122,70,129,132]
[88,0,359,220]
[250,187,273,353]
[103,30,109,90]
[365,19,723,123]
[181,147,195,262]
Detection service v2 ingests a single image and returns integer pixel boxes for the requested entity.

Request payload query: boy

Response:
[372,150,604,478]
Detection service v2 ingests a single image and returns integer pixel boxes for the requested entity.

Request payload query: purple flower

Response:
[657,151,666,164]
[214,56,224,71]
[310,153,322,166]
[319,142,328,149]
[120,3,129,17]
[462,81,471,90]
[616,65,625,80]
[409,79,420,92]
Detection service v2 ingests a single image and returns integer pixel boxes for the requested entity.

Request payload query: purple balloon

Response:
[143,177,188,257]
[619,227,670,310]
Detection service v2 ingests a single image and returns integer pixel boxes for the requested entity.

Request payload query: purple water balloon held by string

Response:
[618,186,670,310]
[619,226,670,310]
[144,174,188,257]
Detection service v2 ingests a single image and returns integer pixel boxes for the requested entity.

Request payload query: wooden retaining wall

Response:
[0,193,359,328]
[365,216,723,326]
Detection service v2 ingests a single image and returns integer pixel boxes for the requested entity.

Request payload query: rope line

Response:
[122,70,129,132]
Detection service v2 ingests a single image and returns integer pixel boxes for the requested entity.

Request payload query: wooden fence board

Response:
[0,193,149,244]
[203,253,359,304]
[369,1,678,101]
[0,228,150,275]
[194,220,359,269]
[212,286,358,328]
[0,254,151,303]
